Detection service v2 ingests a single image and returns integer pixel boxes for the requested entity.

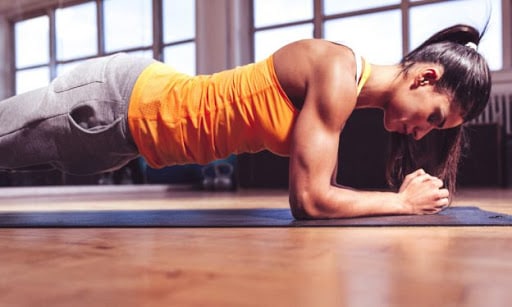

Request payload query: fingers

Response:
[426,176,444,189]
[402,169,442,188]
[435,189,450,208]
[421,190,450,214]
[436,187,449,199]
[419,204,448,215]
[399,169,452,215]
[400,168,426,192]
[404,169,426,183]
[414,172,444,189]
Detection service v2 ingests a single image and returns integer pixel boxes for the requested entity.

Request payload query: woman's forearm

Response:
[289,186,405,219]
[290,170,449,220]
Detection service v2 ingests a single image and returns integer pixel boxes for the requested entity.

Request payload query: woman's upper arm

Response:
[288,57,357,218]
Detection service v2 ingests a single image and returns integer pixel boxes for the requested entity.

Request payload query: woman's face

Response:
[383,65,464,140]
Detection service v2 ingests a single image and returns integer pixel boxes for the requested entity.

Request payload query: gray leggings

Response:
[0,53,155,175]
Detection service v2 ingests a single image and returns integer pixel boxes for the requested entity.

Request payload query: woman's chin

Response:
[382,121,394,133]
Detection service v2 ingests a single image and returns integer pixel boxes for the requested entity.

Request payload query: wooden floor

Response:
[0,186,511,307]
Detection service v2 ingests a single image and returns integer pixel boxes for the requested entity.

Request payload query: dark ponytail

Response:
[387,24,492,196]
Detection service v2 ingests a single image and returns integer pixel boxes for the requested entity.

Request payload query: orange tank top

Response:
[128,54,371,168]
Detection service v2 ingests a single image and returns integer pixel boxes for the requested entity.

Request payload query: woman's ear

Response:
[417,67,442,86]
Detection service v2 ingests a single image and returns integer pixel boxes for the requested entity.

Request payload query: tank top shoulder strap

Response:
[330,41,371,95]
[354,50,363,84]
[353,51,371,95]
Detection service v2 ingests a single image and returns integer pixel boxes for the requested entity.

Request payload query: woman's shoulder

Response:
[274,39,356,74]
[273,39,357,87]
[273,39,359,114]
[274,39,353,58]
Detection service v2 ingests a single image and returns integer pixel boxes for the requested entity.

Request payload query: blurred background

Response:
[0,0,510,190]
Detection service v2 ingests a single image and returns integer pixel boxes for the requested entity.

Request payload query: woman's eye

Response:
[428,113,445,128]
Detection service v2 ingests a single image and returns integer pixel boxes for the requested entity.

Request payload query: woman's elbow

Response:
[289,190,330,220]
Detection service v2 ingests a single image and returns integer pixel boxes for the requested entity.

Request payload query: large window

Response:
[12,0,196,94]
[56,2,98,61]
[14,16,50,94]
[324,9,403,65]
[162,0,196,74]
[253,0,314,61]
[103,0,152,53]
[253,0,504,70]
[409,0,502,70]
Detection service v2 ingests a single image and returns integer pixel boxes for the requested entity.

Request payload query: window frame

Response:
[251,0,508,70]
[9,0,196,95]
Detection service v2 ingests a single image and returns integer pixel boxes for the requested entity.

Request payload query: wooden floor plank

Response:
[0,187,510,307]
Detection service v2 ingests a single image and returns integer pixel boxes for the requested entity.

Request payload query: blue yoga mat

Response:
[0,206,510,228]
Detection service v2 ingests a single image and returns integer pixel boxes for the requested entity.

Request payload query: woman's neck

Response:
[356,64,402,110]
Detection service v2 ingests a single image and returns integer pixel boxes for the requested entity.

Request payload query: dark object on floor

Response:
[0,206,511,228]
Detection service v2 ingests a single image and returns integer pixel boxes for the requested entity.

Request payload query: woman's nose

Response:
[413,126,434,140]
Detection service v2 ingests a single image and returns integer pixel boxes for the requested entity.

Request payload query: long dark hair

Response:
[386,24,492,195]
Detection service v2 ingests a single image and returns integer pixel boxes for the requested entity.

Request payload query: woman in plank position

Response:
[0,24,490,219]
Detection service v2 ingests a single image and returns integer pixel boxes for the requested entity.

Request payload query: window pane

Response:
[409,0,502,70]
[56,2,98,61]
[479,0,502,70]
[324,0,399,15]
[16,67,50,94]
[254,24,314,61]
[15,16,49,68]
[126,49,155,59]
[254,0,313,28]
[164,43,196,75]
[104,0,153,52]
[324,10,402,65]
[57,61,85,77]
[163,0,195,42]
